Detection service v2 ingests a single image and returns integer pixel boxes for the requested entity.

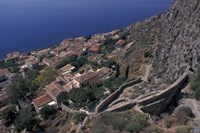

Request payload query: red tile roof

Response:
[89,45,101,52]
[115,39,127,47]
[32,94,53,108]
[0,69,11,77]
[6,51,20,58]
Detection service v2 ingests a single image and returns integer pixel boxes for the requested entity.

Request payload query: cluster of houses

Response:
[0,29,129,114]
[32,66,112,112]
[0,69,14,113]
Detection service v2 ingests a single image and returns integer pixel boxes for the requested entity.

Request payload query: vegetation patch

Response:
[96,111,148,133]
[40,105,57,120]
[191,68,200,100]
[14,109,39,132]
[174,106,194,124]
[72,112,87,124]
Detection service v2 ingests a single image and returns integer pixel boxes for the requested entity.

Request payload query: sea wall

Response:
[95,78,142,113]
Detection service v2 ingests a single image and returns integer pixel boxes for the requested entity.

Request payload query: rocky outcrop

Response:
[151,0,200,84]
[123,0,200,85]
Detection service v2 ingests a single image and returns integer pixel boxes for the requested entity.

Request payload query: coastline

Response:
[1,28,123,61]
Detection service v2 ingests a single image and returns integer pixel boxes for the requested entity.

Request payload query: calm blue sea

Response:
[0,0,172,59]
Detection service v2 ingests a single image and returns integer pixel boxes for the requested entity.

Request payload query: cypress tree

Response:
[125,65,129,79]
[115,63,120,78]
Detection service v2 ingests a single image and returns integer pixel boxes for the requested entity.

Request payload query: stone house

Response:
[73,72,100,88]
[54,44,67,55]
[95,67,112,80]
[24,56,40,69]
[42,58,56,68]
[58,64,75,76]
[5,51,20,61]
[45,82,68,105]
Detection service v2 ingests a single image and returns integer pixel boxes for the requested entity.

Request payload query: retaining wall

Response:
[61,103,79,113]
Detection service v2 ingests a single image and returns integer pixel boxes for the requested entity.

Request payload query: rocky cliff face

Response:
[124,0,200,85]
[153,0,200,83]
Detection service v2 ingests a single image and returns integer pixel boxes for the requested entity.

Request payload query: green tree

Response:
[102,59,116,68]
[56,54,78,69]
[69,86,98,108]
[7,76,30,103]
[115,63,120,78]
[2,106,16,125]
[125,65,129,79]
[72,112,87,124]
[103,38,117,46]
[14,109,39,132]
[34,66,57,87]
[191,68,200,100]
[40,105,57,120]
[72,56,88,68]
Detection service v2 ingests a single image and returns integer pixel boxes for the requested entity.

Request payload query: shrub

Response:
[14,109,39,132]
[191,68,200,100]
[119,32,130,39]
[34,66,57,86]
[175,127,190,133]
[1,106,16,126]
[40,105,57,120]
[164,118,173,128]
[175,106,194,124]
[144,51,153,58]
[101,111,148,133]
[72,112,87,124]
[103,38,117,46]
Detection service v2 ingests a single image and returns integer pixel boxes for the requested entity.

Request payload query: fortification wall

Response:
[105,72,188,114]
[95,78,142,113]
[138,72,188,106]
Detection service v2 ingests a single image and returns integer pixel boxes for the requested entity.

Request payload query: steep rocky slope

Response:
[152,0,200,84]
[123,0,200,85]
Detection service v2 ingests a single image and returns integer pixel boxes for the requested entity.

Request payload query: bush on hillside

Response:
[1,106,16,126]
[40,105,57,120]
[100,111,148,133]
[175,106,194,124]
[72,112,87,124]
[14,109,39,132]
[191,68,200,100]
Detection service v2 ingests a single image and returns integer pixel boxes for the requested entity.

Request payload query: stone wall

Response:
[138,72,188,106]
[105,71,189,114]
[61,103,79,113]
[95,78,142,113]
[106,101,137,112]
[139,73,188,114]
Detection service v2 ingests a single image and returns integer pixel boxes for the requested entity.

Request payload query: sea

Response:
[0,0,172,59]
